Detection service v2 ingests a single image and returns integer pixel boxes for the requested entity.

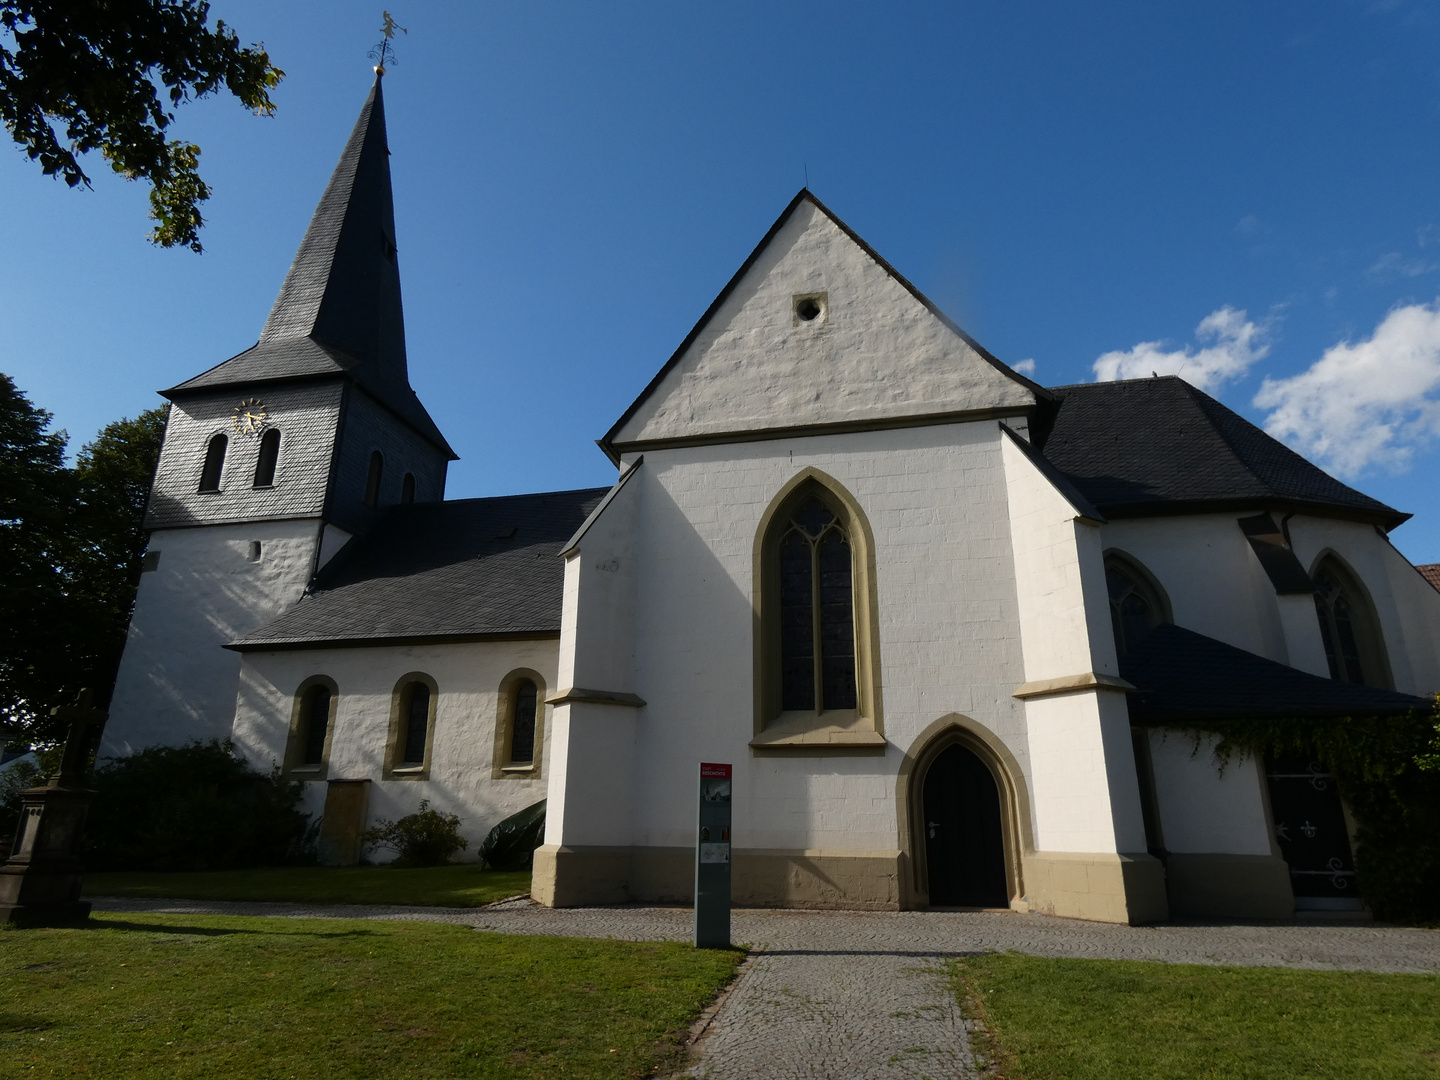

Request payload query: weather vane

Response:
[368,11,407,74]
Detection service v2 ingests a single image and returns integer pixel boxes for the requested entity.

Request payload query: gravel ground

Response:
[88,897,1440,1079]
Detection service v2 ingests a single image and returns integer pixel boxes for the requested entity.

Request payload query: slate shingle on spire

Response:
[165,75,455,458]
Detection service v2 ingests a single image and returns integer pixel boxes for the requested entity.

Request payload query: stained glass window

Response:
[1105,559,1164,656]
[778,496,857,712]
[1314,563,1376,685]
[401,683,430,765]
[511,680,537,764]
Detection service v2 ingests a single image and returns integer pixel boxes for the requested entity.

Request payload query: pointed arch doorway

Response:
[922,744,1009,907]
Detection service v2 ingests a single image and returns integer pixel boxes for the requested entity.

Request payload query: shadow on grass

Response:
[87,918,385,939]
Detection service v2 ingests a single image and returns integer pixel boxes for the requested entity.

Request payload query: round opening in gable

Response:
[796,297,822,322]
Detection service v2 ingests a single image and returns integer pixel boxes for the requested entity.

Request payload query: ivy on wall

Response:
[1160,699,1440,923]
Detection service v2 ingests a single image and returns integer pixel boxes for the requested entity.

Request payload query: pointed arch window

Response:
[198,433,227,492]
[401,473,415,504]
[1104,553,1170,657]
[253,428,281,487]
[364,450,384,508]
[1313,557,1390,687]
[755,474,882,748]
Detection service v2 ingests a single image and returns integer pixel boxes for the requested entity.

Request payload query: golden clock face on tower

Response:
[231,398,268,437]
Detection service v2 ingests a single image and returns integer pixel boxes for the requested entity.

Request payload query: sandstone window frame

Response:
[751,468,884,753]
[491,668,547,779]
[284,675,339,780]
[384,672,438,780]
[1310,551,1393,689]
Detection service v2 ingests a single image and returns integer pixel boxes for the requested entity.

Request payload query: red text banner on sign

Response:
[700,762,732,779]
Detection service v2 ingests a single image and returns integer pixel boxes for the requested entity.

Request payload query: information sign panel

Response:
[694,762,732,949]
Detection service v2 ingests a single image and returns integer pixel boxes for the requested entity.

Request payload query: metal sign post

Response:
[694,762,732,949]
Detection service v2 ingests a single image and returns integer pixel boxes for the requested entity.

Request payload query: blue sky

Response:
[5,2,1440,561]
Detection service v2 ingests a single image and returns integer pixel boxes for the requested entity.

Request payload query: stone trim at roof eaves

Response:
[226,628,561,652]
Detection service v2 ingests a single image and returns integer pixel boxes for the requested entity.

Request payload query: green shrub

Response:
[360,800,467,867]
[85,740,311,871]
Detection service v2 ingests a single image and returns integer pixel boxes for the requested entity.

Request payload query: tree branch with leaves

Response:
[0,0,282,251]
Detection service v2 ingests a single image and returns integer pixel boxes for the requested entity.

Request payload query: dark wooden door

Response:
[1264,755,1361,909]
[923,744,1009,907]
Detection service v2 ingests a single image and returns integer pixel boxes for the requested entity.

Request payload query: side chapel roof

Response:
[229,487,608,650]
[1120,623,1428,722]
[165,75,455,458]
[1040,377,1406,528]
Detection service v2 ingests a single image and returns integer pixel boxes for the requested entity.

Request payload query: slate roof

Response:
[229,487,608,649]
[1040,377,1406,528]
[1120,623,1428,723]
[165,76,454,458]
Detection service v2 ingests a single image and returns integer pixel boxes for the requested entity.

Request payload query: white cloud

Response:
[1366,251,1435,279]
[1012,358,1036,376]
[1091,306,1270,392]
[1253,299,1440,476]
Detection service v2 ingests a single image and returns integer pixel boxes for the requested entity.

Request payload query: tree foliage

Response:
[0,372,165,742]
[0,0,282,251]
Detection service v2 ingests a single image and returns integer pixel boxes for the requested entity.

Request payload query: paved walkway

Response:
[89,898,1440,1079]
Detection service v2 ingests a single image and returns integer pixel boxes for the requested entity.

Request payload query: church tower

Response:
[103,75,455,757]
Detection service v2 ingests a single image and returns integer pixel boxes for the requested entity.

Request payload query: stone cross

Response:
[46,689,106,790]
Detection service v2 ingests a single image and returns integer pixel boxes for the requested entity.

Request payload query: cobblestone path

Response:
[90,898,1440,1079]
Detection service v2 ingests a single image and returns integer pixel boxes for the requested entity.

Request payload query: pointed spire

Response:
[260,73,407,379]
[165,76,455,458]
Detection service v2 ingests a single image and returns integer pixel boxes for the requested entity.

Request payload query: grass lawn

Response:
[84,865,533,907]
[954,953,1440,1080]
[1,912,742,1079]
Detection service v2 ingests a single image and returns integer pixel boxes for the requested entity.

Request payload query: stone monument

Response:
[0,691,104,927]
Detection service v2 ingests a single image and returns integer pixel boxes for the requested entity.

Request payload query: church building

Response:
[103,76,1440,924]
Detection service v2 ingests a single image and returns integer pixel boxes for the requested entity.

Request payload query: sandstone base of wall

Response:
[1022,851,1169,924]
[533,845,902,910]
[1163,853,1294,918]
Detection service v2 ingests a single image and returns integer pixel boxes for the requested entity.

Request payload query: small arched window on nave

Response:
[198,433,227,492]
[1312,556,1390,687]
[1104,554,1170,657]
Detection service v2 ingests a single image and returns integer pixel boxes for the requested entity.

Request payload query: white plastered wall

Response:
[1000,436,1147,854]
[549,421,1033,860]
[103,518,320,756]
[545,473,641,849]
[1146,731,1275,856]
[612,198,1034,444]
[232,638,559,856]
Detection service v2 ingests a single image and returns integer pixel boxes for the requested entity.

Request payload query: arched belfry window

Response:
[253,428,281,487]
[755,473,882,746]
[364,450,384,508]
[385,674,437,778]
[1104,553,1170,657]
[493,669,547,777]
[198,433,227,492]
[285,677,338,778]
[401,473,416,504]
[779,496,857,712]
[1312,556,1390,687]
